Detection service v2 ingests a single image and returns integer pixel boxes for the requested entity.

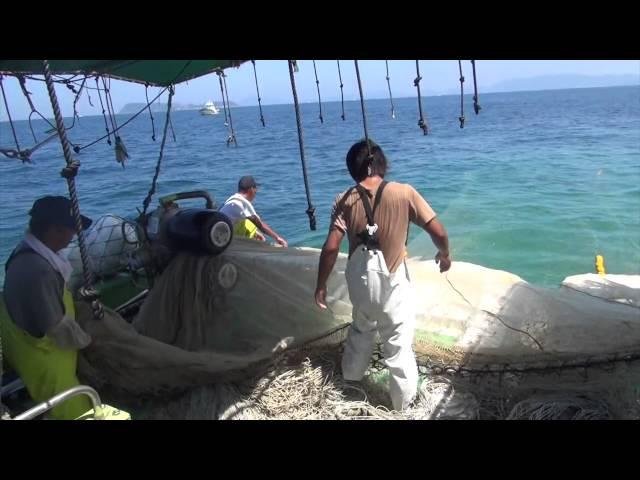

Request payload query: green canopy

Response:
[0,60,247,86]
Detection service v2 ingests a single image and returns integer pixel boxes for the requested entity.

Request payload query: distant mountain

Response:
[119,100,238,114]
[484,74,639,93]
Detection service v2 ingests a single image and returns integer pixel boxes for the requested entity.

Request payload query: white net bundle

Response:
[63,215,139,290]
[74,240,640,419]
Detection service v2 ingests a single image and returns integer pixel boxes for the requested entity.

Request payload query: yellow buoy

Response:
[595,255,606,276]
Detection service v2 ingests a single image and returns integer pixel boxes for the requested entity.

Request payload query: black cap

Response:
[238,175,259,191]
[29,196,92,231]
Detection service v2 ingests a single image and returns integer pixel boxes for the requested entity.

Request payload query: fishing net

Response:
[73,239,640,419]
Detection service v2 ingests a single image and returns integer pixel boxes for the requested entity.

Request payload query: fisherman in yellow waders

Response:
[219,176,288,247]
[1,196,94,420]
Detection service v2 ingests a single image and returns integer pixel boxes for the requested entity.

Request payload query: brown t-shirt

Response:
[330,181,437,273]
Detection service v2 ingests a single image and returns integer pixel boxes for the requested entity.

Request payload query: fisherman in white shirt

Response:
[219,176,288,247]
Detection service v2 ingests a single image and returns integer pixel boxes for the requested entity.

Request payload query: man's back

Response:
[330,181,437,273]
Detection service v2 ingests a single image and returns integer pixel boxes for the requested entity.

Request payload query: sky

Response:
[1,60,639,121]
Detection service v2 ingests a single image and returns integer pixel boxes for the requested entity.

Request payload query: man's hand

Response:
[275,236,288,248]
[314,286,328,309]
[255,231,266,242]
[435,251,452,273]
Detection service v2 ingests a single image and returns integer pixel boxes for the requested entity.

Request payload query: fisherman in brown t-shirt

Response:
[314,139,451,410]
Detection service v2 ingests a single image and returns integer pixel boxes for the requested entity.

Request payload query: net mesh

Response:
[73,240,640,419]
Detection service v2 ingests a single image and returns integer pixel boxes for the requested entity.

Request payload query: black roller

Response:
[165,209,233,254]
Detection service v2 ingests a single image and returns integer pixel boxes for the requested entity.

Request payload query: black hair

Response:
[345,139,388,182]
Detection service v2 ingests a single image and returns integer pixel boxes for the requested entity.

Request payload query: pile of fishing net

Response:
[99,343,633,420]
[74,240,640,419]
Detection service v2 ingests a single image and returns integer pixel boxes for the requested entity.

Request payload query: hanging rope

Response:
[73,77,86,121]
[16,74,39,143]
[168,117,177,142]
[251,60,266,127]
[77,83,171,152]
[471,60,481,114]
[16,75,36,112]
[458,60,465,128]
[288,60,316,231]
[0,75,28,161]
[42,60,103,321]
[414,60,429,135]
[85,82,94,107]
[39,62,192,155]
[145,83,157,141]
[354,60,373,160]
[18,73,82,150]
[218,71,229,125]
[217,71,234,145]
[385,60,396,119]
[63,78,79,96]
[0,132,58,162]
[221,71,237,147]
[101,77,118,133]
[102,77,118,131]
[2,75,73,162]
[312,60,324,124]
[66,76,87,131]
[103,77,129,168]
[139,86,175,221]
[95,77,112,145]
[337,60,345,121]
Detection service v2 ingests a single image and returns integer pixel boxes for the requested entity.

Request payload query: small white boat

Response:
[199,100,220,115]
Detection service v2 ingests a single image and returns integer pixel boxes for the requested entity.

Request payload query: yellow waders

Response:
[233,218,260,240]
[0,289,91,420]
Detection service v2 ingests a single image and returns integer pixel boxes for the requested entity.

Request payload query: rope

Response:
[288,60,316,231]
[385,60,396,119]
[5,62,192,155]
[16,74,80,149]
[313,60,324,124]
[0,132,58,161]
[42,60,103,320]
[221,71,237,147]
[139,86,175,221]
[217,71,233,145]
[471,60,481,114]
[145,83,157,141]
[353,60,373,159]
[445,275,544,351]
[102,77,118,133]
[85,83,94,107]
[414,60,429,135]
[218,71,229,125]
[68,76,87,129]
[1,74,64,161]
[337,60,345,120]
[17,75,36,112]
[77,84,171,152]
[78,61,193,152]
[95,77,112,145]
[1,75,25,156]
[458,60,465,128]
[16,74,39,143]
[168,117,177,142]
[251,60,266,127]
[103,77,130,168]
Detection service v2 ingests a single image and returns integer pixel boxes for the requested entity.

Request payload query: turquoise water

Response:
[1,86,639,287]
